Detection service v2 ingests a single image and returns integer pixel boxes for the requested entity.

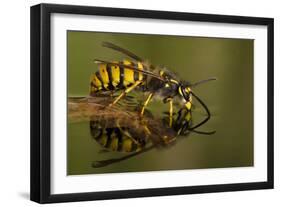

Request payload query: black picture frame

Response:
[30,3,274,204]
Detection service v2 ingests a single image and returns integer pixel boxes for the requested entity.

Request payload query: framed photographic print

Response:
[30,3,274,203]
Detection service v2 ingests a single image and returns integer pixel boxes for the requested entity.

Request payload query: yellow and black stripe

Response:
[90,60,145,95]
[90,123,144,153]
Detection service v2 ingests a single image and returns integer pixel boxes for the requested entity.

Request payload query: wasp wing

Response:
[68,95,140,124]
[94,59,165,82]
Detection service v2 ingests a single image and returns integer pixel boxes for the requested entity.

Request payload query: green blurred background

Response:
[67,31,253,175]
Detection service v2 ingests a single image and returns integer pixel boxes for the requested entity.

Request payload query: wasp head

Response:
[178,83,192,111]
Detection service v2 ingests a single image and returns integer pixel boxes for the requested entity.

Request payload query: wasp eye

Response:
[180,86,190,101]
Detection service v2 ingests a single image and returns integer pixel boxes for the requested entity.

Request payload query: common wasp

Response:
[89,97,196,168]
[90,42,216,133]
[68,95,198,168]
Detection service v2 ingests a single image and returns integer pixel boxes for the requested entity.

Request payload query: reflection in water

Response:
[84,95,215,168]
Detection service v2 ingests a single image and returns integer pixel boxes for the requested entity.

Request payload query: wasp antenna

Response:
[191,129,216,135]
[93,59,106,64]
[101,41,143,62]
[190,77,217,87]
[189,91,212,130]
[92,145,155,168]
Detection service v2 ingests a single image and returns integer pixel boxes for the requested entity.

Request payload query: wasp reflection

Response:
[68,94,215,168]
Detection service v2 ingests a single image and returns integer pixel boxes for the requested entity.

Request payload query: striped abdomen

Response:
[90,122,146,153]
[90,60,145,95]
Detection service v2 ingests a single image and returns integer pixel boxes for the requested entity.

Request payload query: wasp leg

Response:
[140,93,154,116]
[110,91,115,97]
[163,135,177,145]
[168,99,174,127]
[109,81,142,107]
[162,97,174,127]
[117,123,144,145]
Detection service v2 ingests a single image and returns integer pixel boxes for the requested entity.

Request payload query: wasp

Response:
[90,42,216,134]
[67,94,166,167]
[67,92,215,168]
[90,105,195,168]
